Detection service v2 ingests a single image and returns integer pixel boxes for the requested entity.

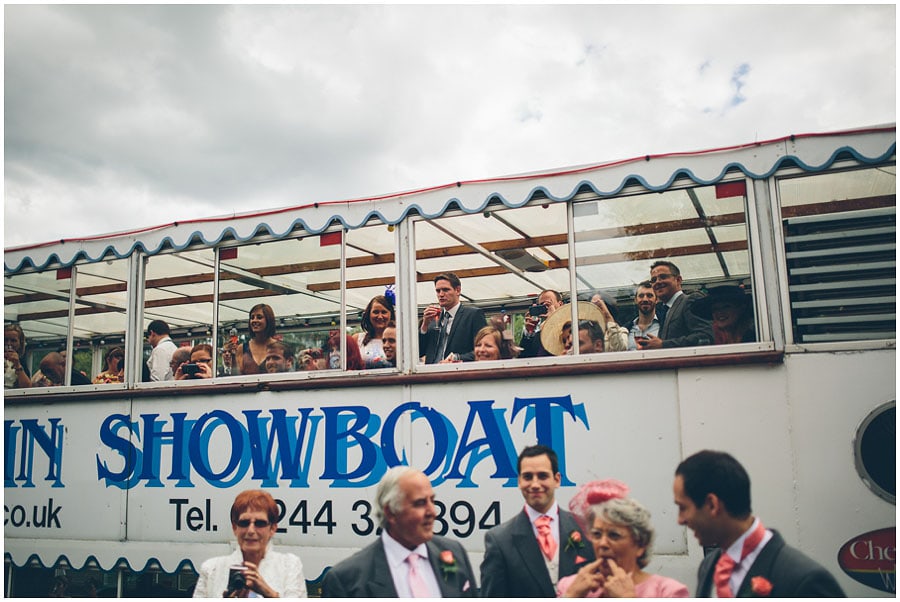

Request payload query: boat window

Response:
[413,201,570,363]
[572,181,753,351]
[142,247,215,381]
[4,267,73,388]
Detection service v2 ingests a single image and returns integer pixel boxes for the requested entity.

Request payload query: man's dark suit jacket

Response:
[419,304,486,363]
[479,509,594,597]
[321,534,477,597]
[518,330,550,358]
[696,530,846,597]
[658,291,713,348]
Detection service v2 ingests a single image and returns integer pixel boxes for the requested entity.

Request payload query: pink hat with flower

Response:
[568,479,630,528]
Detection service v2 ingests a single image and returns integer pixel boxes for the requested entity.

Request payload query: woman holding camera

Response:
[193,490,307,598]
[174,344,214,380]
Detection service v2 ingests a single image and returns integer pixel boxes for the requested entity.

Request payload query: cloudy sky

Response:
[4,4,895,249]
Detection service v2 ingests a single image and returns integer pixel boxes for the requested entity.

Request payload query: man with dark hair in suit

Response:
[673,450,845,597]
[637,260,712,349]
[322,466,476,597]
[419,272,486,363]
[479,445,594,597]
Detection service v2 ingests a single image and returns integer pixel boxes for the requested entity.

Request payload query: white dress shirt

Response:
[382,531,442,598]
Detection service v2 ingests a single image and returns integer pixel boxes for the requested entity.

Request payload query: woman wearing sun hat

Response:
[690,285,756,345]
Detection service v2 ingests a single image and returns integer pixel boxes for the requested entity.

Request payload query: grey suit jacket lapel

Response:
[368,541,399,597]
[558,511,590,575]
[425,540,463,596]
[696,549,719,597]
[510,510,556,597]
[736,532,784,597]
[660,294,684,339]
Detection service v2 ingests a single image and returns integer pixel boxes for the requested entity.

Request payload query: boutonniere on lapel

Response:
[565,529,586,553]
[750,576,773,596]
[439,550,458,582]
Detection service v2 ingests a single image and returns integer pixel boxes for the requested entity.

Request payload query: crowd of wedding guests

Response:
[194,446,845,598]
[5,261,757,388]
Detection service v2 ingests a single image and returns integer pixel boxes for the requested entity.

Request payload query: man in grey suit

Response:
[419,272,486,363]
[674,450,845,597]
[322,466,476,597]
[637,260,712,349]
[480,445,594,597]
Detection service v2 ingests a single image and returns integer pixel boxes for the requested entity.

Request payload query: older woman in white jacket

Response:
[193,490,307,598]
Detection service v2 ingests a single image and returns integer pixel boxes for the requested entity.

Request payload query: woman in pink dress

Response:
[558,480,689,598]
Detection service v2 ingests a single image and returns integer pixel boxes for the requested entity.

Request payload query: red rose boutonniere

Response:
[565,530,586,552]
[439,550,458,582]
[750,576,773,597]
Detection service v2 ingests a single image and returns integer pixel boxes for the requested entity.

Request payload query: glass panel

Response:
[346,222,398,369]
[216,232,342,376]
[4,268,70,389]
[414,202,569,364]
[573,182,751,353]
[144,248,215,381]
[72,257,129,385]
[779,165,896,343]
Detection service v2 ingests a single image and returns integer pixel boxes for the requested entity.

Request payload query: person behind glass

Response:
[59,347,92,385]
[473,325,517,361]
[175,344,214,380]
[588,293,629,351]
[146,319,178,381]
[170,346,191,378]
[419,272,486,363]
[93,347,125,384]
[4,323,32,389]
[561,321,604,355]
[382,322,397,367]
[31,352,67,387]
[637,261,712,349]
[690,285,756,345]
[326,331,365,370]
[296,350,319,371]
[356,295,396,368]
[321,466,476,597]
[264,341,294,373]
[480,444,595,597]
[366,321,397,368]
[227,304,278,375]
[558,480,689,598]
[627,281,660,350]
[674,450,844,597]
[519,289,565,358]
[193,489,307,598]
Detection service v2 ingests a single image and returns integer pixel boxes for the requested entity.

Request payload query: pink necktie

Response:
[535,514,557,560]
[714,521,766,597]
[406,552,430,598]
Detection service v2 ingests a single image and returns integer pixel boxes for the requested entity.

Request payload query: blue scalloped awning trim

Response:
[4,132,895,274]
[3,551,330,585]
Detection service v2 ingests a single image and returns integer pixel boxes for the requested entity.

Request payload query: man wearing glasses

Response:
[636,261,712,349]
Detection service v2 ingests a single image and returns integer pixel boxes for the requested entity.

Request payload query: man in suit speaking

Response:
[673,450,845,597]
[419,272,486,363]
[321,466,476,597]
[479,445,594,597]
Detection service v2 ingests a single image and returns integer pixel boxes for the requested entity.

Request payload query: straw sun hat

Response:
[540,301,607,356]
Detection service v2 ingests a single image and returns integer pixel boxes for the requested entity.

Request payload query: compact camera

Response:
[227,565,247,594]
[181,363,200,376]
[528,305,548,317]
